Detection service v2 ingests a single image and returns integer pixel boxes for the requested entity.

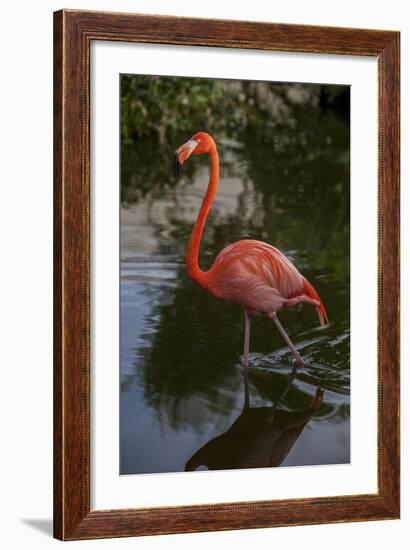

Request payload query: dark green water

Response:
[120,79,350,475]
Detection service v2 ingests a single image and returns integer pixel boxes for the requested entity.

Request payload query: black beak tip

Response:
[173,153,180,177]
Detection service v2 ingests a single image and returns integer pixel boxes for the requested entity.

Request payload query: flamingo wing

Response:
[207,240,328,325]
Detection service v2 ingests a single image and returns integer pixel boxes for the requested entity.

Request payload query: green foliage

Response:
[121,75,233,142]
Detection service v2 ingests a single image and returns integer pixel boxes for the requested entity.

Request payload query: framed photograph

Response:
[54,9,400,540]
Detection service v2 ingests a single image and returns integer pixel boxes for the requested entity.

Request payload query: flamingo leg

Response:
[243,311,251,370]
[272,314,305,367]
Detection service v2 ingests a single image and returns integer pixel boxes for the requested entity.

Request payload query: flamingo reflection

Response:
[185,369,323,471]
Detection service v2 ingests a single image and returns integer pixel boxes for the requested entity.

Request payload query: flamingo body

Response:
[200,239,327,325]
[174,131,328,368]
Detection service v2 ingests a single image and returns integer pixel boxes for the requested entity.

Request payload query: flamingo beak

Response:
[173,152,180,177]
[174,139,199,176]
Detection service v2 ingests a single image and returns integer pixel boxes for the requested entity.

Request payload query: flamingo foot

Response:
[293,353,305,368]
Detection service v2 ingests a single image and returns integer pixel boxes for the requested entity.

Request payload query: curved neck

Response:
[187,147,219,284]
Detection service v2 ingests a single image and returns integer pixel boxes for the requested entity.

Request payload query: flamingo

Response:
[174,131,328,369]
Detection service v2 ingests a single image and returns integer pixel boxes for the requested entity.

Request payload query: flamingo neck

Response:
[186,147,219,285]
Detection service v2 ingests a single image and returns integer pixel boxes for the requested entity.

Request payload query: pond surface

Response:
[120,81,350,475]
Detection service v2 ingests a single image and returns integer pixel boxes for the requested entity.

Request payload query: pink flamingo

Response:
[174,132,328,368]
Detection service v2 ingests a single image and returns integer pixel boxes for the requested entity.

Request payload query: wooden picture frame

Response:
[53,9,400,540]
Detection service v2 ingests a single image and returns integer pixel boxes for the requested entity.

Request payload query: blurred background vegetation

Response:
[121,75,349,203]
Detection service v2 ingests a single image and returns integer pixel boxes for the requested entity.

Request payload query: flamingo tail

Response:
[302,279,329,327]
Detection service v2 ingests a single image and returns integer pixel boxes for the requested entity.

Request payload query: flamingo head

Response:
[174,132,215,176]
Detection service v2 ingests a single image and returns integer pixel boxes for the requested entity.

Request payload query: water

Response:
[120,81,350,475]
